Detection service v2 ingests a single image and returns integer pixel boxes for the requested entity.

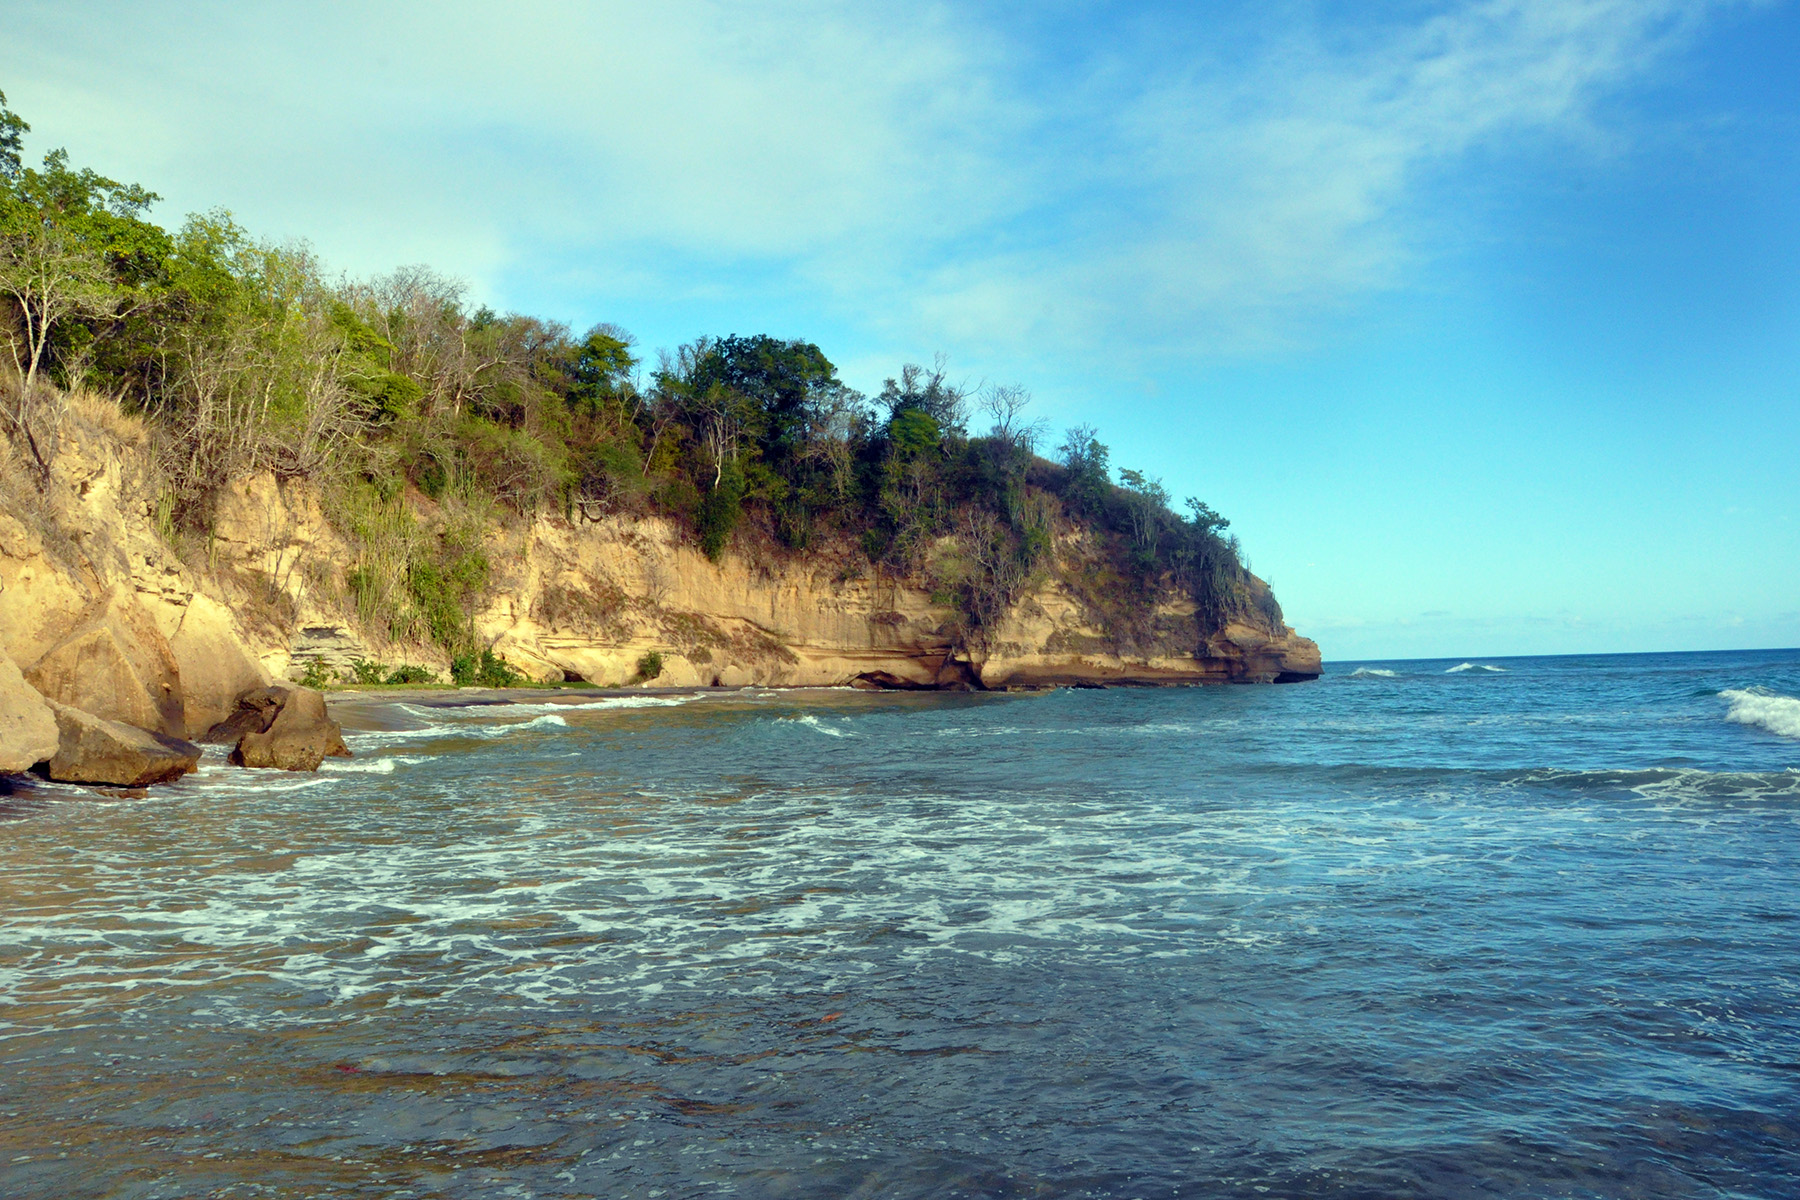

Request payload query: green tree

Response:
[1117,468,1171,562]
[878,359,968,435]
[0,90,28,181]
[566,323,637,410]
[0,131,162,471]
[1058,425,1110,516]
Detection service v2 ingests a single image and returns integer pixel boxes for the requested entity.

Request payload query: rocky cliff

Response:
[1,400,1318,745]
[0,398,269,740]
[207,476,1320,691]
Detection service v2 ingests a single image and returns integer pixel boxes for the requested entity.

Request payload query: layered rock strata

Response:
[202,480,1318,690]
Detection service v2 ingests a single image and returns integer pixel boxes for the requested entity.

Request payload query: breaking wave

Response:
[785,713,852,738]
[1346,668,1398,678]
[1447,662,1507,674]
[1501,764,1800,803]
[1721,687,1800,741]
[347,712,570,750]
[320,755,430,775]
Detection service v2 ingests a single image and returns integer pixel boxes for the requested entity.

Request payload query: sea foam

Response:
[348,712,570,749]
[320,755,429,775]
[1447,662,1507,674]
[785,714,851,737]
[1347,668,1398,678]
[1721,688,1800,741]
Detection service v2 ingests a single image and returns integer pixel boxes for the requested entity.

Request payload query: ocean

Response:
[2,649,1798,1199]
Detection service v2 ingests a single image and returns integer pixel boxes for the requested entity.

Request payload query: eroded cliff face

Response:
[0,403,270,739]
[204,474,1319,689]
[466,514,1320,689]
[2,409,1319,711]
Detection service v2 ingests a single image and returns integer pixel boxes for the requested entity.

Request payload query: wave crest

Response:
[1721,688,1800,741]
[1347,668,1398,678]
[1502,765,1800,803]
[784,714,851,738]
[1447,662,1507,674]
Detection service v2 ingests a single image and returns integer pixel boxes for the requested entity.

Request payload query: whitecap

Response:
[1504,765,1800,803]
[785,714,851,738]
[582,695,696,710]
[1446,662,1507,674]
[320,755,428,775]
[503,713,567,732]
[346,712,569,749]
[1347,668,1398,678]
[1721,687,1800,741]
[463,695,695,714]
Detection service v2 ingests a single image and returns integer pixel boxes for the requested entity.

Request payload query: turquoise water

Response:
[2,649,1798,1198]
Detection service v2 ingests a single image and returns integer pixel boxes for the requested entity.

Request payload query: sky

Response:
[4,0,1796,661]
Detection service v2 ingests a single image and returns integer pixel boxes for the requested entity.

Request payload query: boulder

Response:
[202,684,288,745]
[164,593,270,738]
[851,670,933,691]
[208,684,349,772]
[24,587,186,738]
[0,653,59,773]
[42,700,201,787]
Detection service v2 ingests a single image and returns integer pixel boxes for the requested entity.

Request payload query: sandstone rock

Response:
[165,593,269,737]
[24,587,186,737]
[852,671,934,691]
[0,653,59,773]
[211,684,350,772]
[460,513,1324,691]
[43,700,200,787]
[283,623,377,683]
[203,684,289,745]
[0,510,94,672]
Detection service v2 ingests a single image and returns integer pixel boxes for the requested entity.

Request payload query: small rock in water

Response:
[208,684,350,772]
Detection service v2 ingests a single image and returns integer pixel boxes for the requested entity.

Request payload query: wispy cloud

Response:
[910,0,1754,356]
[2,0,1752,359]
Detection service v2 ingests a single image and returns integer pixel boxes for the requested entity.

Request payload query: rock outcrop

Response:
[197,478,1321,690]
[2,399,1320,706]
[453,512,1320,690]
[42,700,201,787]
[24,585,186,737]
[0,653,59,774]
[209,684,350,772]
[0,399,272,745]
[161,592,271,737]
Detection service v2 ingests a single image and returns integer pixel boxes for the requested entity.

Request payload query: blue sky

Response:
[5,0,1796,660]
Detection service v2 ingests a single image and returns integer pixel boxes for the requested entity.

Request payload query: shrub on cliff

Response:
[451,650,521,688]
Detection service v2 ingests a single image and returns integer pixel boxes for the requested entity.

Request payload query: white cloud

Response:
[0,0,1753,358]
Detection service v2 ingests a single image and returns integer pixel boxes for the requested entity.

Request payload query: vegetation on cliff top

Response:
[0,91,1278,665]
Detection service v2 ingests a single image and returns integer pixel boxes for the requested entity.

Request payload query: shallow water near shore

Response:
[3,649,1799,1199]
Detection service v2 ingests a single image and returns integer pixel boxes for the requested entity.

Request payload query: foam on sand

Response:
[1721,688,1800,740]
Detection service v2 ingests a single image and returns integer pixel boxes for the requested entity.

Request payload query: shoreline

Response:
[321,682,855,731]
